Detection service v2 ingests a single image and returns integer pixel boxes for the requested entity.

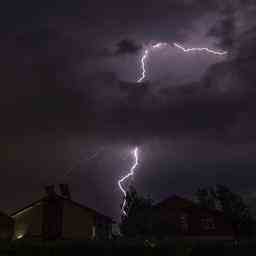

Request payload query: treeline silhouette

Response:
[120,185,255,239]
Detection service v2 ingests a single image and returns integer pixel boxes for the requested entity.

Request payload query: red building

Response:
[154,195,234,240]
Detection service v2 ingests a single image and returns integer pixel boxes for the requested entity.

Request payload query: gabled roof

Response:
[11,197,44,218]
[11,195,114,223]
[60,196,114,222]
[155,195,224,216]
[155,195,195,209]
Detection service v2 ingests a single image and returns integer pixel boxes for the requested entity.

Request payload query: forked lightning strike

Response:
[118,147,139,215]
[137,43,167,83]
[173,42,228,55]
[137,49,149,83]
[118,42,227,215]
[137,42,227,83]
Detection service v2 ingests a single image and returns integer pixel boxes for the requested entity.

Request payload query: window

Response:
[180,214,189,231]
[201,217,215,230]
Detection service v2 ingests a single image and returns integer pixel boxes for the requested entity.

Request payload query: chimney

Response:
[59,184,71,199]
[44,185,56,197]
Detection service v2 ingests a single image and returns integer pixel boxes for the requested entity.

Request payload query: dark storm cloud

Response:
[1,0,256,218]
[208,16,235,49]
[115,39,142,56]
[207,0,256,51]
[0,25,88,136]
[236,27,256,59]
[2,23,256,149]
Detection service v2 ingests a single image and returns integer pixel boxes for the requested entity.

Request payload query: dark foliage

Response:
[196,187,216,210]
[119,186,180,239]
[119,186,154,237]
[196,185,254,238]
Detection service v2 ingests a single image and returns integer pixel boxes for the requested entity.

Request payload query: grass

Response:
[0,238,256,256]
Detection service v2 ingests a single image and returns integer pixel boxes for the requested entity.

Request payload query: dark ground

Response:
[0,239,256,256]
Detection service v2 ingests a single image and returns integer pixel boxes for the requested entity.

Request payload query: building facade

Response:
[154,195,234,239]
[11,185,113,240]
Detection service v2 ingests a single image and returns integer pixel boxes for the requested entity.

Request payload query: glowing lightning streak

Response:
[122,42,227,211]
[118,147,139,215]
[136,42,227,83]
[137,49,149,83]
[173,42,228,55]
[137,43,167,83]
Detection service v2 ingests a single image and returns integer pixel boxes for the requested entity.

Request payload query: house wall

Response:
[155,200,234,238]
[154,208,188,235]
[62,201,95,239]
[12,203,43,239]
[0,213,14,240]
[186,208,233,237]
[11,197,112,240]
[42,198,63,240]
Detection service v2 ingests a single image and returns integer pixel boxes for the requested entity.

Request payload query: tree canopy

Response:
[196,185,254,238]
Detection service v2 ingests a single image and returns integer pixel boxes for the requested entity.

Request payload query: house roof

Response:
[11,195,114,223]
[155,195,224,216]
[60,196,114,223]
[0,210,13,220]
[155,195,194,209]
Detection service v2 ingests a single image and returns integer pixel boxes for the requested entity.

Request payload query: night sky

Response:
[1,0,256,220]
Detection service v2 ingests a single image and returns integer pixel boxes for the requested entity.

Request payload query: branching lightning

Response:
[117,41,227,215]
[136,42,228,83]
[137,43,167,83]
[137,49,149,83]
[173,42,228,55]
[118,147,139,215]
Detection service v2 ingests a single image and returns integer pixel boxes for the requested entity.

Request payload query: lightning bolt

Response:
[136,42,227,83]
[173,42,228,55]
[118,147,139,216]
[118,42,227,214]
[137,43,167,83]
[137,49,149,83]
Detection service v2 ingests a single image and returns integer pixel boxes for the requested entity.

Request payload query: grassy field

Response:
[0,239,256,256]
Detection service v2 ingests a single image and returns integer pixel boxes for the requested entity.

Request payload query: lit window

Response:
[92,226,96,239]
[16,233,24,239]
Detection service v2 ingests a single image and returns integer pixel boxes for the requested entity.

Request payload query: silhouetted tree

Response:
[120,186,179,239]
[196,185,254,238]
[196,187,216,210]
[215,185,253,238]
[119,186,153,238]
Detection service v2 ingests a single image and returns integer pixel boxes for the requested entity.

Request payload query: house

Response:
[11,184,114,240]
[0,211,14,240]
[153,195,234,240]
